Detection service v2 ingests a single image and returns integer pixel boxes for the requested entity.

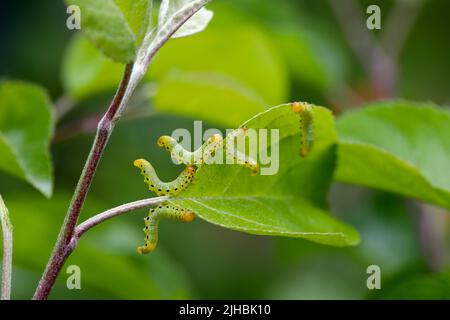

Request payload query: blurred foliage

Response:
[0,82,54,197]
[336,101,450,210]
[1,0,450,300]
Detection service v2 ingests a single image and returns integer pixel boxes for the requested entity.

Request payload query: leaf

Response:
[158,0,213,39]
[370,271,450,299]
[65,0,147,63]
[151,23,288,126]
[62,35,124,100]
[0,81,54,197]
[115,0,153,46]
[170,104,360,247]
[335,101,450,210]
[154,71,267,127]
[61,0,215,101]
[211,0,349,92]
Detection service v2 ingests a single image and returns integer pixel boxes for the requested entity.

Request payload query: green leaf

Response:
[65,0,146,63]
[158,0,213,39]
[151,23,288,126]
[370,271,450,299]
[62,35,124,100]
[61,0,215,101]
[210,1,349,92]
[0,81,54,197]
[115,0,152,46]
[335,101,450,210]
[170,104,360,247]
[154,71,267,127]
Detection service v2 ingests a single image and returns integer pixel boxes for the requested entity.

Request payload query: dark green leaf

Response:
[336,101,450,210]
[152,23,289,126]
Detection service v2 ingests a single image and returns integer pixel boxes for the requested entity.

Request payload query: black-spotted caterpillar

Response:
[138,204,195,254]
[135,129,259,254]
[157,133,223,165]
[225,127,259,176]
[291,102,314,157]
[134,159,196,196]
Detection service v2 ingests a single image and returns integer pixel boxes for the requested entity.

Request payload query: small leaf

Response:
[158,0,213,39]
[66,0,138,63]
[170,104,360,247]
[0,81,54,197]
[336,101,450,210]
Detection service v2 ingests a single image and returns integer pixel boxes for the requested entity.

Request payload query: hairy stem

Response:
[33,63,134,300]
[70,196,168,250]
[0,195,13,300]
[33,1,209,300]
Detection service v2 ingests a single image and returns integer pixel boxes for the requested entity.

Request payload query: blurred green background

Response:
[1,0,450,299]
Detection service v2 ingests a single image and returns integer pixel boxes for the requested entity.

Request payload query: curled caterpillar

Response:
[157,133,223,165]
[134,159,196,196]
[291,102,314,157]
[137,203,195,254]
[134,127,259,254]
[225,127,259,176]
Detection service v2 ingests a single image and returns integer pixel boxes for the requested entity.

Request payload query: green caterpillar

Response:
[291,102,314,157]
[137,203,195,254]
[158,132,259,175]
[134,158,196,254]
[225,127,259,176]
[157,133,223,165]
[135,131,261,254]
[134,159,196,196]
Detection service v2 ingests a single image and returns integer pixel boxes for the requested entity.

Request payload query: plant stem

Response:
[0,195,13,300]
[33,63,134,300]
[70,196,168,250]
[33,1,209,300]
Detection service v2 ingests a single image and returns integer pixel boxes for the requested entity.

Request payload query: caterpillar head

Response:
[251,164,260,176]
[157,135,172,150]
[291,101,311,113]
[185,165,196,175]
[181,210,196,222]
[134,158,146,169]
